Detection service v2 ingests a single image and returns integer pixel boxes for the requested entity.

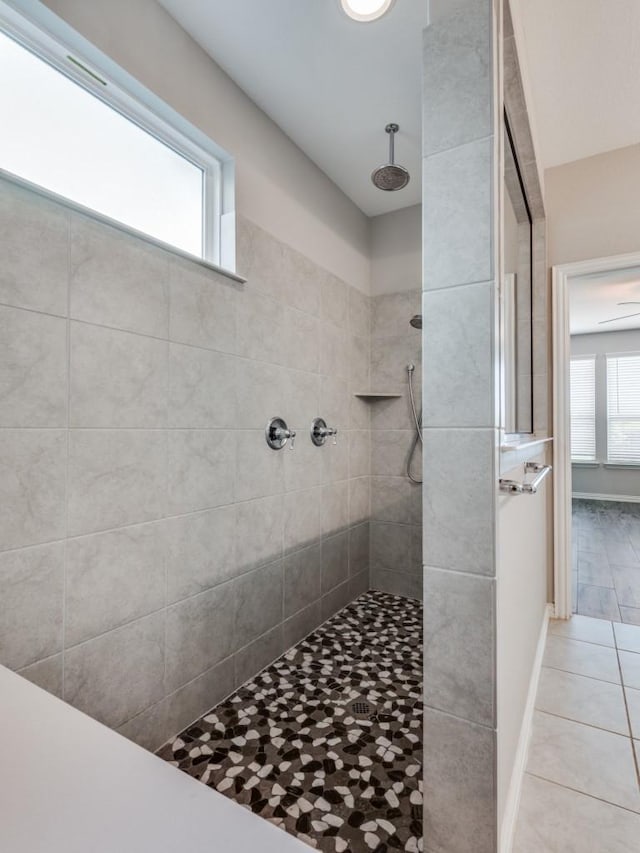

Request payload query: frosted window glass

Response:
[0,31,204,256]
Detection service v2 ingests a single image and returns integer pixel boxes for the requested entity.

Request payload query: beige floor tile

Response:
[543,634,620,684]
[514,773,640,853]
[625,687,640,739]
[549,614,615,647]
[619,650,640,690]
[614,622,640,654]
[620,605,640,626]
[527,711,640,812]
[536,667,628,735]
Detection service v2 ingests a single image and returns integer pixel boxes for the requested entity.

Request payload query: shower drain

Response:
[348,699,375,718]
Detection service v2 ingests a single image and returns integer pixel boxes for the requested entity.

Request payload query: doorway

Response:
[552,251,640,620]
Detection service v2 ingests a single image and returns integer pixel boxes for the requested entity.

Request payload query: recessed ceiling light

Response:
[340,0,396,23]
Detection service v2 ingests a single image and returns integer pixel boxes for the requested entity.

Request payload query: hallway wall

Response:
[547,144,640,268]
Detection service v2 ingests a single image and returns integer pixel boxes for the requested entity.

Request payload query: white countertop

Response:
[0,666,310,853]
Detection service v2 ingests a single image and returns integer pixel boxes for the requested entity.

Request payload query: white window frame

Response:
[606,351,640,466]
[569,354,597,463]
[0,0,238,275]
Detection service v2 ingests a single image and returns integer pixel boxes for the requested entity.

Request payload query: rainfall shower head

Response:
[371,124,410,191]
[409,314,422,329]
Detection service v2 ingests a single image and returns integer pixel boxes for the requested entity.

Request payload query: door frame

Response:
[552,250,640,618]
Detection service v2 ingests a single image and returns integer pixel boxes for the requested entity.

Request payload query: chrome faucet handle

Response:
[265,417,295,450]
[311,418,338,447]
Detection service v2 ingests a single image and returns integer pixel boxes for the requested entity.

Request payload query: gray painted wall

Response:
[0,175,372,752]
[571,329,640,499]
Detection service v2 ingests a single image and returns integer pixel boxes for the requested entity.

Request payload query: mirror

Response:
[502,111,533,435]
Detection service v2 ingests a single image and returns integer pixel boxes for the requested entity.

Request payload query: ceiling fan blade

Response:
[598,311,640,325]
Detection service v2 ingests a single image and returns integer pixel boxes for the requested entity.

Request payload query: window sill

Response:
[571,461,599,468]
[1,168,246,286]
[603,462,640,470]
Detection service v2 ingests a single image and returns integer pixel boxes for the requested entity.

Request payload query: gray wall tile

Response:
[165,581,236,692]
[371,476,421,526]
[236,495,283,572]
[166,506,237,603]
[235,290,283,364]
[236,429,284,502]
[423,707,496,853]
[321,579,352,621]
[235,626,284,688]
[422,282,494,427]
[164,656,235,746]
[0,184,374,746]
[0,430,66,550]
[68,429,166,536]
[234,561,283,648]
[283,601,323,649]
[0,306,67,427]
[349,285,371,339]
[321,530,349,594]
[235,360,285,430]
[168,344,237,428]
[371,291,421,338]
[322,481,349,536]
[64,612,165,729]
[65,523,166,646]
[18,653,63,699]
[0,180,69,316]
[424,567,495,726]
[169,257,237,354]
[321,272,348,330]
[371,521,421,574]
[423,429,496,575]
[284,307,320,372]
[167,430,234,514]
[70,322,168,428]
[284,544,322,618]
[349,522,370,577]
[70,215,170,337]
[283,487,322,555]
[0,543,64,669]
[370,568,422,601]
[423,137,493,290]
[422,0,493,156]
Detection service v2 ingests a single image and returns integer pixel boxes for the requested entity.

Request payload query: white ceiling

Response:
[570,266,640,335]
[511,0,640,169]
[158,0,426,217]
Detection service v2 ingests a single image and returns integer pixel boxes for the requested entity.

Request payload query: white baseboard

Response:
[572,491,640,503]
[500,603,552,853]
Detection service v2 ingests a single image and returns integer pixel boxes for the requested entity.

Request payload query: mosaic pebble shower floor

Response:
[157,590,423,852]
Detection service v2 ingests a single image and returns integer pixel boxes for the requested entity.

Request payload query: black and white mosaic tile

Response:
[157,590,423,852]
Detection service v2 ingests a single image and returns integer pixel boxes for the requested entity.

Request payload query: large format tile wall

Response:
[0,175,372,751]
[369,290,423,600]
[422,1,500,852]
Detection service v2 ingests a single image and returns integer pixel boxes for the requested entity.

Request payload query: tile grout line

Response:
[613,625,640,789]
[524,770,640,817]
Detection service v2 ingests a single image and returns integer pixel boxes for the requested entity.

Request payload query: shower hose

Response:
[406,364,423,485]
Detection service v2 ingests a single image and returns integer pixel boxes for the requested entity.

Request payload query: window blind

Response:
[570,357,596,462]
[607,354,640,464]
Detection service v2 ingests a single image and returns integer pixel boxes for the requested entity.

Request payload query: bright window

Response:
[570,357,596,462]
[607,354,640,464]
[0,26,219,259]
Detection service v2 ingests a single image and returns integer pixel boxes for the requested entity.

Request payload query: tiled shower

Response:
[0,173,422,756]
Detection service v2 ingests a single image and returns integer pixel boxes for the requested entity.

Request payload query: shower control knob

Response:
[311,417,338,447]
[265,417,296,450]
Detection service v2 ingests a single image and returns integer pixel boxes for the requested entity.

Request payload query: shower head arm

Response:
[386,123,398,165]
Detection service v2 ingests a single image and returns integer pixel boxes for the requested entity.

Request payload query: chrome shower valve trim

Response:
[311,417,338,446]
[265,417,296,450]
